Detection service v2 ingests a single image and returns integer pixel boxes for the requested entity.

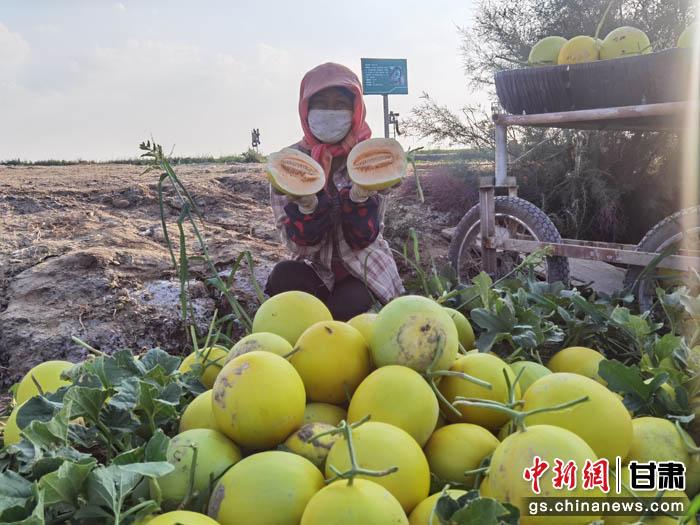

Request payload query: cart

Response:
[448,101,700,309]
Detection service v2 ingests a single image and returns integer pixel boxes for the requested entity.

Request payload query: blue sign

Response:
[361,58,408,95]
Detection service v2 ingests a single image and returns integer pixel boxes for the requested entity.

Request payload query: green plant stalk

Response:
[323,420,398,486]
[200,308,218,351]
[143,141,253,332]
[423,334,492,418]
[121,499,157,519]
[429,370,492,387]
[244,251,265,304]
[309,415,371,442]
[407,147,425,204]
[594,0,617,42]
[71,336,107,356]
[453,395,589,432]
[179,444,200,509]
[30,374,44,396]
[176,208,192,324]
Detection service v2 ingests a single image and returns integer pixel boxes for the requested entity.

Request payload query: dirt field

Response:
[0,162,460,389]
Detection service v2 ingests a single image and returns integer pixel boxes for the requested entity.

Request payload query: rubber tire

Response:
[449,196,570,284]
[623,206,700,313]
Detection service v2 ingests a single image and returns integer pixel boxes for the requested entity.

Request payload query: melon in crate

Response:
[529,36,568,66]
[558,36,600,65]
[347,138,406,190]
[600,27,652,60]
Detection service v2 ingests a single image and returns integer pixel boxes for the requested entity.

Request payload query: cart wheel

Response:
[448,196,570,284]
[623,206,700,313]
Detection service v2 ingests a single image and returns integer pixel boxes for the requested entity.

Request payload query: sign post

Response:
[361,58,408,139]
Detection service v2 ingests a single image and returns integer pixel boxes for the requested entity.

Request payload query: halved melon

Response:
[267,148,326,197]
[347,138,406,191]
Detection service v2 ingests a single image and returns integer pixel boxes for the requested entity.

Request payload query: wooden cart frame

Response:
[478,101,700,277]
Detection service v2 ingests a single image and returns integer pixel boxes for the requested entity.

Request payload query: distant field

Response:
[1,148,492,167]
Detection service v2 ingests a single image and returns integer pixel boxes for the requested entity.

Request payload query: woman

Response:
[265,62,404,321]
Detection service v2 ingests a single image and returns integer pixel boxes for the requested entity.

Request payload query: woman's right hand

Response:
[289,194,319,215]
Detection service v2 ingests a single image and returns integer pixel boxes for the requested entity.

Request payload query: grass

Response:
[2,148,490,167]
[414,148,494,163]
[1,148,266,167]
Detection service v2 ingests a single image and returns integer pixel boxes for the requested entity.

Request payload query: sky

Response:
[0,0,487,161]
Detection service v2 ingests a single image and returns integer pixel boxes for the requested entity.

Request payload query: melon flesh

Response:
[347,138,406,191]
[267,148,325,197]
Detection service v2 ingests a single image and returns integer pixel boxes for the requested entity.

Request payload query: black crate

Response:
[495,49,692,115]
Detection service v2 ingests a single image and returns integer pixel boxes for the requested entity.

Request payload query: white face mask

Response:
[308,109,353,144]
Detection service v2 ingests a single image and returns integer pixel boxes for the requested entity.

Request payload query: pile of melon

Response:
[528,23,696,67]
[8,291,698,523]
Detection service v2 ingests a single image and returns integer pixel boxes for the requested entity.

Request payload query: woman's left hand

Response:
[349,184,377,203]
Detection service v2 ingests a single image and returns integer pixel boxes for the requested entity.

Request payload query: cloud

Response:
[0,22,30,70]
[0,37,286,160]
[115,2,126,12]
[257,43,291,73]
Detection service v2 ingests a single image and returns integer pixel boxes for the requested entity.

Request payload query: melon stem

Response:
[30,374,45,397]
[429,370,492,388]
[423,333,493,418]
[453,395,589,432]
[324,420,398,487]
[308,415,371,442]
[71,335,107,356]
[594,0,617,42]
[463,466,490,477]
[178,443,199,510]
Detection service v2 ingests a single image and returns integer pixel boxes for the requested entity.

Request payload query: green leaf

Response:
[38,458,96,507]
[21,409,70,449]
[119,461,174,478]
[83,462,174,522]
[140,348,181,377]
[4,485,44,525]
[144,430,170,462]
[112,448,145,466]
[108,377,140,412]
[16,397,60,430]
[0,471,34,521]
[470,308,512,334]
[653,334,683,363]
[450,498,510,524]
[598,360,651,400]
[434,491,460,520]
[63,386,109,422]
[84,465,144,521]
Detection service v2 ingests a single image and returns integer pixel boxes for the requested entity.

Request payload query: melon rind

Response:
[267,148,326,197]
[347,138,407,191]
[528,36,568,66]
[600,26,652,60]
[557,35,600,65]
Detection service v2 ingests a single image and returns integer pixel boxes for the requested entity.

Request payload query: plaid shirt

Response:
[270,152,404,304]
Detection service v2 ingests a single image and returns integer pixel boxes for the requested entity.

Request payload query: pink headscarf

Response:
[298,62,372,178]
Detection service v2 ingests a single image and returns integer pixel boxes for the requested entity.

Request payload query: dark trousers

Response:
[264,260,374,321]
